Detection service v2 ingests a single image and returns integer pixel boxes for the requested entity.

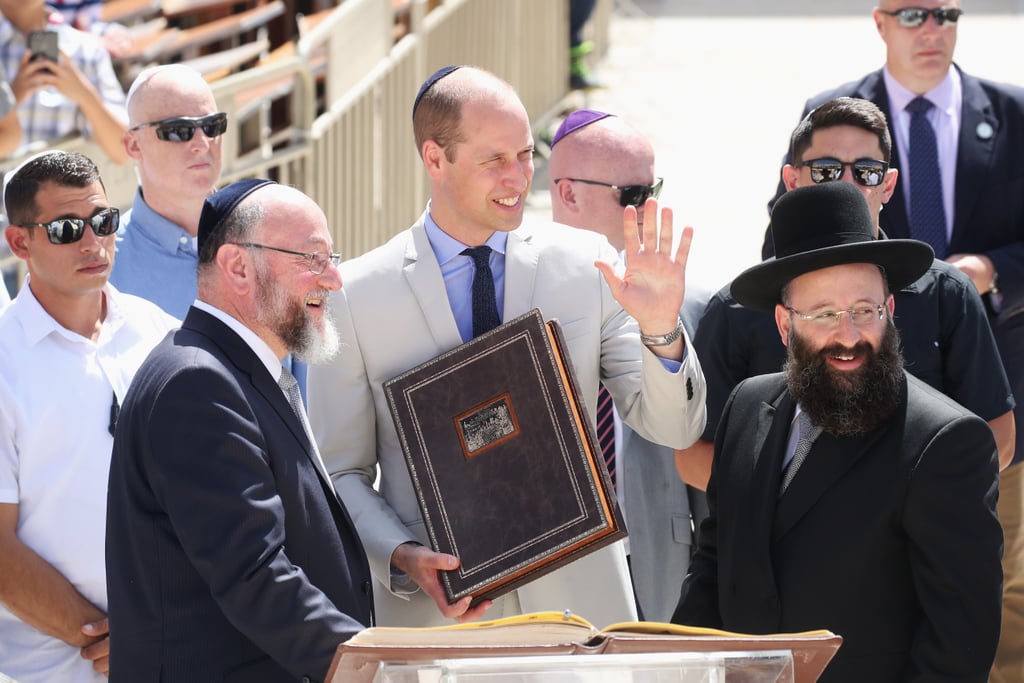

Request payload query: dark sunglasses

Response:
[794,158,889,187]
[129,112,228,142]
[879,7,962,27]
[555,177,664,207]
[22,207,120,245]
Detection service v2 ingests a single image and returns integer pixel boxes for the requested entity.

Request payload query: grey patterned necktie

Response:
[279,365,329,479]
[779,411,823,496]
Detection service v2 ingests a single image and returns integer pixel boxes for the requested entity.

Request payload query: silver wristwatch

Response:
[640,317,684,346]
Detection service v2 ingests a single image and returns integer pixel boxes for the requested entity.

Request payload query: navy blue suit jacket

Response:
[106,307,372,682]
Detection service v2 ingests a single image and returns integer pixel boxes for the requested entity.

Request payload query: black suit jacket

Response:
[106,307,372,682]
[674,373,1002,683]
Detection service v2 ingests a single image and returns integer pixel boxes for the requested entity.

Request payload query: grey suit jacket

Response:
[621,283,710,622]
[309,213,706,627]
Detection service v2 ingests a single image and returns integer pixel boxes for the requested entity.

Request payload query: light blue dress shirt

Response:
[424,210,507,343]
[110,188,199,320]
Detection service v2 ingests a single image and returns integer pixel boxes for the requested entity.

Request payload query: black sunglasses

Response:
[879,7,962,27]
[129,112,228,142]
[794,158,889,187]
[555,177,664,207]
[22,207,120,245]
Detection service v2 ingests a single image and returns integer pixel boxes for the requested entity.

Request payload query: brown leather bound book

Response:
[383,309,626,607]
[326,612,843,683]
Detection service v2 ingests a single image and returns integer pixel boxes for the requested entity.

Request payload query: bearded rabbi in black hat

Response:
[673,181,1002,683]
[104,179,372,682]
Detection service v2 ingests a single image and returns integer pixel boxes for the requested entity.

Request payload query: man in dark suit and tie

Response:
[763,8,1023,675]
[105,179,372,681]
[677,182,1002,683]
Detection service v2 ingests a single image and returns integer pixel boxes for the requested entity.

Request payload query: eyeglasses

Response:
[22,207,120,245]
[879,7,962,28]
[787,304,887,328]
[236,242,341,275]
[129,112,228,142]
[554,177,664,207]
[794,158,889,187]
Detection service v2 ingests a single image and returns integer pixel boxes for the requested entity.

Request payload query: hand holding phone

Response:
[28,31,59,68]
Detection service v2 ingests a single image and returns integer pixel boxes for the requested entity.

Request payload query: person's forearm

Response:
[675,438,714,490]
[0,534,106,647]
[989,411,1016,470]
[74,85,129,164]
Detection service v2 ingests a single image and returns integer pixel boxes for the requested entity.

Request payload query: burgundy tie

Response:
[597,383,616,491]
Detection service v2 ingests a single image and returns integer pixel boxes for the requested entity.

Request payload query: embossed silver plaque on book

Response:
[383,308,626,606]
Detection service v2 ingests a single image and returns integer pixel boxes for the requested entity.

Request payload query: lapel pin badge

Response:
[976,121,994,140]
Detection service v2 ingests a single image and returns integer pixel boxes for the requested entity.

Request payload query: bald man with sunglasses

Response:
[677,97,1014,492]
[762,6,1024,678]
[0,150,176,682]
[109,65,225,319]
[548,109,710,622]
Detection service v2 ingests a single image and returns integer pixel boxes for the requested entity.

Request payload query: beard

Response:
[254,260,340,364]
[784,321,904,436]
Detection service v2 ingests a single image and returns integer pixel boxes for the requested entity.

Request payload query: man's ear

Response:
[781,164,800,191]
[124,130,142,162]
[881,167,899,204]
[775,303,792,347]
[216,244,253,295]
[4,225,31,260]
[553,178,580,213]
[422,140,445,179]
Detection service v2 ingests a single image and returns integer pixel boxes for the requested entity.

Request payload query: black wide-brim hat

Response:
[731,182,934,312]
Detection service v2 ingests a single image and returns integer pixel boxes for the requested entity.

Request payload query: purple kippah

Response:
[412,65,463,119]
[197,178,275,255]
[551,109,614,147]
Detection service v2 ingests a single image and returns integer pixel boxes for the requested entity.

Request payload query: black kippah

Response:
[412,65,462,119]
[197,179,275,255]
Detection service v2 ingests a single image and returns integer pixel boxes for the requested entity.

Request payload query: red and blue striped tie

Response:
[597,383,616,491]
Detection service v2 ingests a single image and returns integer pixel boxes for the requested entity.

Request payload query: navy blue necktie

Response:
[461,245,500,338]
[906,97,948,258]
[597,383,616,491]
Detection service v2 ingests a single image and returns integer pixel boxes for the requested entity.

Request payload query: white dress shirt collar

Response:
[191,299,283,381]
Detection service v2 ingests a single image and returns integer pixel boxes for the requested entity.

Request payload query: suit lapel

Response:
[773,426,884,542]
[502,224,539,320]
[403,220,464,350]
[952,69,997,250]
[182,308,341,503]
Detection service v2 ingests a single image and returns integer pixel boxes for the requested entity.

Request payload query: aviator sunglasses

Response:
[879,7,963,27]
[22,207,120,245]
[554,177,664,207]
[129,112,228,142]
[794,158,889,187]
